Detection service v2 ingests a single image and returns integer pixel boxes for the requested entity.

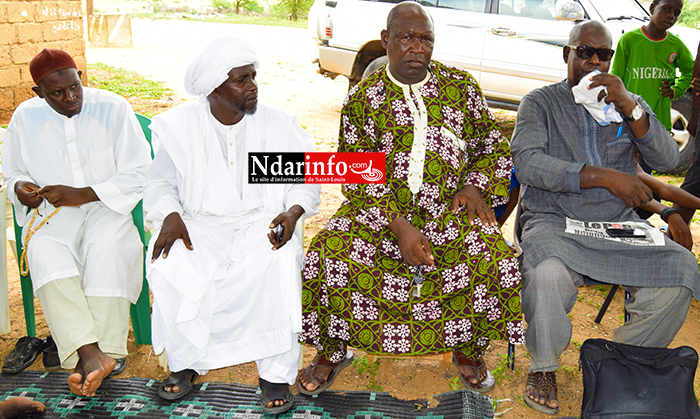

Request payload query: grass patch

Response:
[351,356,383,392]
[559,365,578,377]
[447,375,461,391]
[491,352,522,386]
[130,12,307,28]
[88,63,170,99]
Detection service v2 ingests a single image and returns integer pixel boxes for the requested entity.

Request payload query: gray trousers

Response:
[522,257,692,372]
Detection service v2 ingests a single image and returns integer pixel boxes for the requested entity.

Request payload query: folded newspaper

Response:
[565,218,665,246]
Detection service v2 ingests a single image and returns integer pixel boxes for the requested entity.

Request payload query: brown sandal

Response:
[524,371,559,415]
[452,351,495,393]
[296,352,354,396]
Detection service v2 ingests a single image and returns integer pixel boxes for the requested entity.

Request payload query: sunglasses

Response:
[567,45,615,61]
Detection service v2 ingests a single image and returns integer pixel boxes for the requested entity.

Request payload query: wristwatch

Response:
[624,103,645,122]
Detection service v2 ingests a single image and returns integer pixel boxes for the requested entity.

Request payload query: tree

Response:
[277,0,312,20]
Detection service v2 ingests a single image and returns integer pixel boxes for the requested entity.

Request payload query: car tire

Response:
[665,91,695,175]
[361,56,388,81]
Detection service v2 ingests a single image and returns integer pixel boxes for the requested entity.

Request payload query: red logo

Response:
[248,152,386,184]
[305,152,385,184]
[669,52,677,63]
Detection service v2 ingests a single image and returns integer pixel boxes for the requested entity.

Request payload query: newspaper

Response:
[565,217,665,246]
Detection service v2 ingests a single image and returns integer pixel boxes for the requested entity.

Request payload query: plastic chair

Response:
[11,113,154,345]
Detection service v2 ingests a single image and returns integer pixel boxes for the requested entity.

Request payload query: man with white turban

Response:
[144,37,321,413]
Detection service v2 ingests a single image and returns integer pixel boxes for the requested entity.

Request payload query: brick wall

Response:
[0,1,86,124]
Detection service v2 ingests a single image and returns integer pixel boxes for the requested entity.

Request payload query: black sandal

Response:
[259,378,294,415]
[157,369,198,401]
[42,336,60,372]
[2,336,47,374]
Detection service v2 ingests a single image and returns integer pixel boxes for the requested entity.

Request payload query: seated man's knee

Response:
[523,258,577,290]
[522,257,580,312]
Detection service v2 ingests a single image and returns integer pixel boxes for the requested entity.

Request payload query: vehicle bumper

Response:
[318,45,357,78]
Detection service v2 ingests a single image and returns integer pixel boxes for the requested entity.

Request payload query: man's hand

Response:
[659,79,675,99]
[603,171,652,207]
[151,212,193,262]
[666,212,693,251]
[388,217,434,266]
[450,184,497,227]
[268,204,305,250]
[580,166,652,207]
[589,72,637,114]
[589,72,650,138]
[15,181,43,208]
[39,185,98,207]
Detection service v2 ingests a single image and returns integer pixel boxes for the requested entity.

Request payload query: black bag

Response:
[580,338,700,419]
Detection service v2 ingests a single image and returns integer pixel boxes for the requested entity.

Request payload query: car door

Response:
[430,0,490,82]
[480,0,576,104]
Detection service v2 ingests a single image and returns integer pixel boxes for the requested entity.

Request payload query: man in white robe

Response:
[2,49,152,396]
[144,37,321,413]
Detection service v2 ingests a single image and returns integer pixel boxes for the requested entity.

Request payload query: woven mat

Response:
[0,370,495,418]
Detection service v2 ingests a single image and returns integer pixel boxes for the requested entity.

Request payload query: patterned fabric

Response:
[0,371,496,419]
[300,62,524,362]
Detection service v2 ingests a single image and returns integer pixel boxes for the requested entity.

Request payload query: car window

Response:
[368,0,438,5]
[588,0,648,21]
[497,0,557,19]
[436,0,486,13]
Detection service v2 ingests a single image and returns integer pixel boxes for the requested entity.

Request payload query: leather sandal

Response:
[524,371,559,415]
[259,378,294,415]
[157,369,199,401]
[108,358,127,377]
[41,336,60,371]
[2,336,47,374]
[296,351,354,396]
[452,351,495,393]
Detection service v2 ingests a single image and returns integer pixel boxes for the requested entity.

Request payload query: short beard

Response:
[241,98,257,115]
[243,103,257,115]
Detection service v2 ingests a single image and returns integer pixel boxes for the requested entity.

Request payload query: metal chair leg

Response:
[594,284,619,324]
[507,343,515,370]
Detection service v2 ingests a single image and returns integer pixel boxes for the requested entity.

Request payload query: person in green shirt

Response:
[611,0,693,133]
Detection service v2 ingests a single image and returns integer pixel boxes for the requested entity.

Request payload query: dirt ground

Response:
[4,62,700,419]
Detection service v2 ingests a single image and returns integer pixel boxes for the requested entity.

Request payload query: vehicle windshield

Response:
[587,0,649,22]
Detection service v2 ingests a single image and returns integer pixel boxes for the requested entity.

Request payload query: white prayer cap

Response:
[184,36,260,97]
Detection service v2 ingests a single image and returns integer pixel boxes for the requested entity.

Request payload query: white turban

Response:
[184,36,260,97]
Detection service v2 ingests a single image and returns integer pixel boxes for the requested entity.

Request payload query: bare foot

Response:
[0,397,45,418]
[67,359,85,396]
[76,343,116,397]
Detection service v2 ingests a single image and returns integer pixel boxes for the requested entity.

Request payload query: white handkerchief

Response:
[571,70,623,126]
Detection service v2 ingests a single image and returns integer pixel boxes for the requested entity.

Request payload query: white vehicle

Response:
[308,0,700,173]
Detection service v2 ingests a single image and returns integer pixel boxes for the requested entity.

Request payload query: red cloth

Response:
[29,49,77,85]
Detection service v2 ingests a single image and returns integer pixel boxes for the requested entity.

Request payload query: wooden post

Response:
[86,0,94,16]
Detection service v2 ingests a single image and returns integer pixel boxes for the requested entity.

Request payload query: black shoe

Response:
[108,358,127,377]
[41,336,60,371]
[2,336,47,374]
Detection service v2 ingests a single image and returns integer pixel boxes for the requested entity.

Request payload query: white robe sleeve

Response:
[144,146,184,229]
[282,115,321,217]
[3,117,37,227]
[90,99,152,215]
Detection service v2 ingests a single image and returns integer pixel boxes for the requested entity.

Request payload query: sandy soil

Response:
[4,19,700,418]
